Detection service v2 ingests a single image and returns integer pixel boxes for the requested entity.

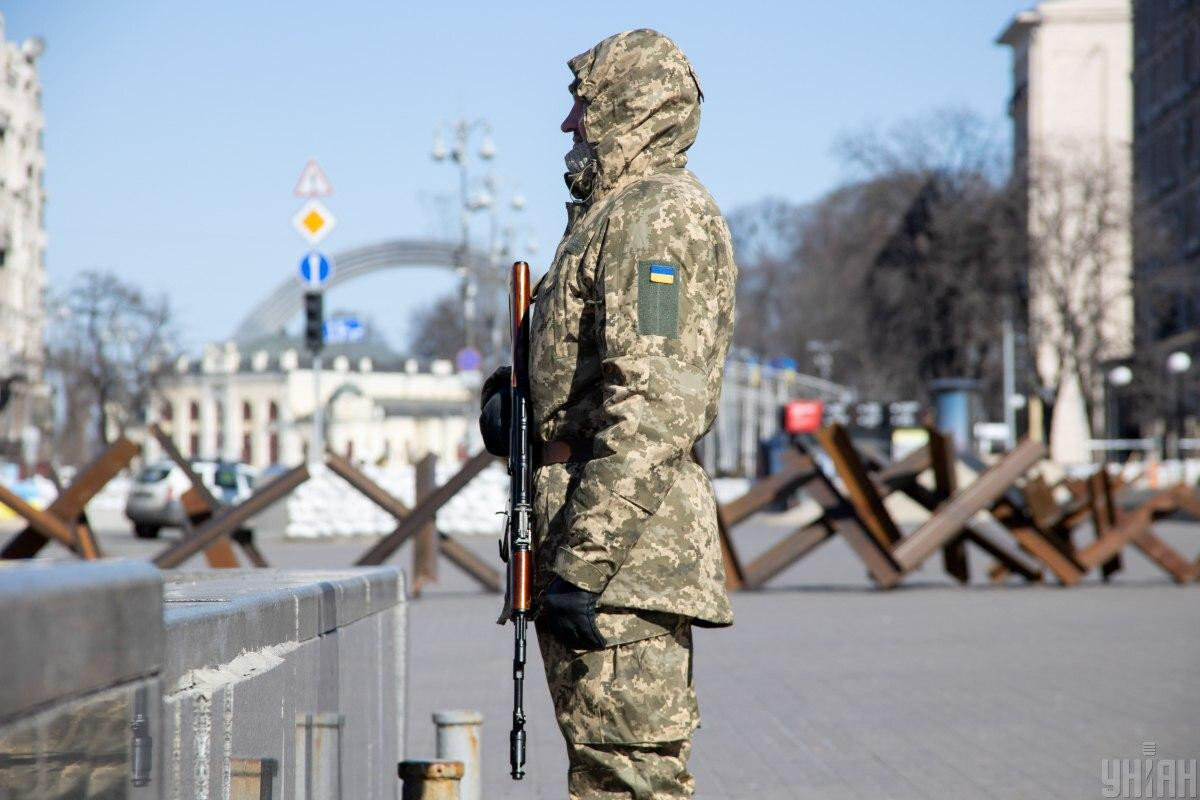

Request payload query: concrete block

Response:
[0,560,162,723]
[0,677,162,800]
[161,567,406,800]
[162,567,400,686]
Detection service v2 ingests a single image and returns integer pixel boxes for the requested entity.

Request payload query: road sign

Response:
[294,159,334,197]
[888,400,922,428]
[292,199,337,245]
[455,347,482,372]
[782,399,824,434]
[298,252,332,287]
[324,316,366,344]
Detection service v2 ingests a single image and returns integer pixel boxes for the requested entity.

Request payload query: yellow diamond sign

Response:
[291,199,337,245]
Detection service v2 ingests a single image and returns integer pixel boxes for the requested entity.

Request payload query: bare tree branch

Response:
[45,271,178,461]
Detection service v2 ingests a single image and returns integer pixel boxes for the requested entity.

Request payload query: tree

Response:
[408,293,467,361]
[729,107,1017,406]
[1021,149,1132,438]
[46,271,177,461]
[726,198,809,356]
[407,286,509,370]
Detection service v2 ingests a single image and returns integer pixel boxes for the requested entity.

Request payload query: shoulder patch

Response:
[637,260,680,338]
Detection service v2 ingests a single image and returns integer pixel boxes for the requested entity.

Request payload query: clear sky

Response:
[4,0,1028,351]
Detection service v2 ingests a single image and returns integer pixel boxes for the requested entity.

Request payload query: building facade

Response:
[0,14,47,463]
[150,337,475,469]
[1132,1,1200,344]
[999,0,1134,463]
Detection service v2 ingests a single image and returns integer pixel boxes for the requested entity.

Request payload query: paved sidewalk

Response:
[400,520,1200,799]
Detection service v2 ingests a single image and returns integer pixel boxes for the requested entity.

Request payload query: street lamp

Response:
[1166,351,1192,460]
[432,118,498,356]
[1108,365,1134,387]
[1166,351,1192,375]
[806,340,841,383]
[1105,364,1134,463]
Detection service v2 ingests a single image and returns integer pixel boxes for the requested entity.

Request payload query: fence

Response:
[698,359,854,478]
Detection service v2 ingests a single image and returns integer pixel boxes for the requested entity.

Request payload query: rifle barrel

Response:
[510,613,528,779]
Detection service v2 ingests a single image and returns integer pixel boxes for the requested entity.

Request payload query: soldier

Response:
[528,28,737,799]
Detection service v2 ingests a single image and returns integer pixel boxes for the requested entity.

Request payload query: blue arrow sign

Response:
[298,252,332,287]
[324,316,366,344]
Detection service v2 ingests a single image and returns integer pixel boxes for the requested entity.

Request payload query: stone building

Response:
[1132,1,1200,345]
[150,336,475,469]
[0,14,47,463]
[998,0,1134,463]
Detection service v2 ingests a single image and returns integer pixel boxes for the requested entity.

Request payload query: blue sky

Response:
[4,1,1027,351]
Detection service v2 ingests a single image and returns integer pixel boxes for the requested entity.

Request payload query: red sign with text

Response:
[782,400,824,434]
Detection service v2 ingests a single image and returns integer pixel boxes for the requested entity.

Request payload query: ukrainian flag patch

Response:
[637,260,680,338]
[649,263,676,284]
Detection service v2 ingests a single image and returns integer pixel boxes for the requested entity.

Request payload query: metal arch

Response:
[232,239,505,343]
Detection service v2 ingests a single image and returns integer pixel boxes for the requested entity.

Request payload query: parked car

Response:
[124,460,256,538]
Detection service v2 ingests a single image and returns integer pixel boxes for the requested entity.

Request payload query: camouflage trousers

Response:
[537,610,698,799]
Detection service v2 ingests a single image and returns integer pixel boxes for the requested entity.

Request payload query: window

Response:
[268,401,279,422]
[215,401,225,454]
[136,466,171,483]
[242,401,252,421]
[189,401,199,421]
[161,402,173,422]
[241,434,252,464]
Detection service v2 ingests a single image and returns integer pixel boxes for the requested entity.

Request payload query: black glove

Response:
[538,576,607,650]
[479,366,511,457]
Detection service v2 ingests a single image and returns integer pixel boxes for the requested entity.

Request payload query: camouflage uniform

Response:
[529,29,736,799]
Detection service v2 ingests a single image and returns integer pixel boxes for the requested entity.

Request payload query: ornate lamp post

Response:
[432,118,495,355]
[1106,364,1133,463]
[1166,351,1192,460]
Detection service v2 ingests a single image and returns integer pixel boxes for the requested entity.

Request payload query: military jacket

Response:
[529,29,736,627]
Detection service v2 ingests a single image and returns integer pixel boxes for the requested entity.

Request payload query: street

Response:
[13,508,1199,799]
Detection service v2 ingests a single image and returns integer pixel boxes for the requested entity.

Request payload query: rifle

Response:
[497,259,533,780]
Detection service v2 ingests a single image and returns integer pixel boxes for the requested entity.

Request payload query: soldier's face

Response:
[561,96,587,142]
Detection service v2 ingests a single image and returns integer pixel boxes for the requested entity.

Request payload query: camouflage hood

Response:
[568,29,703,198]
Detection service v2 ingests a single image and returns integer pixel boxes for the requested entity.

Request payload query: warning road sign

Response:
[294,159,334,197]
[291,199,337,245]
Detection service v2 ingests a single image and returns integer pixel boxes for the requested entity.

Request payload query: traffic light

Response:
[304,291,323,353]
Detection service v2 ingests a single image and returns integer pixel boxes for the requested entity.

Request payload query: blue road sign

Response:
[323,316,366,344]
[298,252,332,287]
[455,347,482,372]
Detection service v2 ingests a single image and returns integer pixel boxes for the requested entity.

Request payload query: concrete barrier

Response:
[0,561,406,800]
[0,560,163,800]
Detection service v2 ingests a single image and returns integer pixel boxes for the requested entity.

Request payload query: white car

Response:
[124,460,256,539]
